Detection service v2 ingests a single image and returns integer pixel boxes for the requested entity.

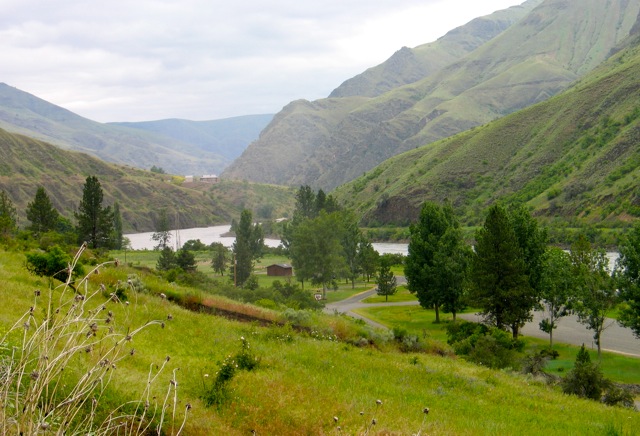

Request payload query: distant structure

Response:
[266,264,293,277]
[199,174,220,184]
[183,174,220,184]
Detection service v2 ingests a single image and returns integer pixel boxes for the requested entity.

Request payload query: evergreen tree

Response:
[375,261,397,302]
[156,246,177,271]
[341,211,363,289]
[151,208,171,250]
[616,222,640,338]
[74,176,114,249]
[405,201,470,322]
[26,186,59,235]
[0,190,18,237]
[561,345,606,400]
[470,204,534,338]
[176,248,197,272]
[232,209,264,287]
[570,234,618,357]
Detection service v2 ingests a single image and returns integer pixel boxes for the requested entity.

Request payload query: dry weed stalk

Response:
[0,243,188,434]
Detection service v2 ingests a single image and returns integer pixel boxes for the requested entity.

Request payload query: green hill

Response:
[223,0,640,191]
[0,128,294,232]
[333,34,640,227]
[0,84,271,176]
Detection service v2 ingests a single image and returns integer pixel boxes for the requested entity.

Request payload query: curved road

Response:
[325,287,640,357]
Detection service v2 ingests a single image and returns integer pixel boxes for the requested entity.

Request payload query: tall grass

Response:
[0,244,189,434]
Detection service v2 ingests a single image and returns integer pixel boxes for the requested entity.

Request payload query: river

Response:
[125,225,620,267]
[125,224,409,255]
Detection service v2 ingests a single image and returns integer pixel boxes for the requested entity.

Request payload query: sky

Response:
[1,0,521,123]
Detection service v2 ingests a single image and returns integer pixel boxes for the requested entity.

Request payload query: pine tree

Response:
[74,176,114,249]
[26,186,59,235]
[111,202,123,249]
[375,261,397,302]
[470,204,534,338]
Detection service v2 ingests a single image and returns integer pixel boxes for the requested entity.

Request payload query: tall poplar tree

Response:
[405,201,470,322]
[232,209,264,287]
[75,176,114,249]
[0,190,18,237]
[26,186,59,235]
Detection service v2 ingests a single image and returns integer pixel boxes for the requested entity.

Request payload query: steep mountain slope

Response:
[224,0,640,191]
[0,128,294,232]
[333,34,640,227]
[110,114,273,163]
[0,84,270,176]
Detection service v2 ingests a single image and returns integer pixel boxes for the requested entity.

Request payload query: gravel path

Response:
[325,287,640,357]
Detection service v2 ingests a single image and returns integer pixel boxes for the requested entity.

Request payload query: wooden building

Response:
[266,263,293,277]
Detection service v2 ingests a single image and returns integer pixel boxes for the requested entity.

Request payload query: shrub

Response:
[446,320,523,369]
[561,345,606,400]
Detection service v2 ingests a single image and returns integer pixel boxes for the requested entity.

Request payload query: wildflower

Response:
[165,356,171,362]
[371,418,377,425]
[333,416,339,423]
[130,349,136,356]
[100,284,106,291]
[376,399,383,405]
[167,314,173,320]
[160,293,167,299]
[423,407,430,414]
[31,371,40,380]
[115,258,120,266]
[186,403,192,411]
[34,289,41,296]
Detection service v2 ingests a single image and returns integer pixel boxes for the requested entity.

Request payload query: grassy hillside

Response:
[0,128,294,232]
[1,248,638,434]
[223,0,640,191]
[333,35,640,227]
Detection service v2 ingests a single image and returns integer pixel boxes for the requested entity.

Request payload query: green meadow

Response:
[2,248,639,435]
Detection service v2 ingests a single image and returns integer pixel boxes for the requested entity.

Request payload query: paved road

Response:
[325,287,640,357]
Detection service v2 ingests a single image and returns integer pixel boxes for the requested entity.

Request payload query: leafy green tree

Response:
[0,190,17,237]
[151,208,171,250]
[156,246,177,271]
[570,234,618,357]
[74,176,114,249]
[25,246,75,282]
[616,222,640,338]
[176,248,197,272]
[341,211,363,289]
[26,186,59,235]
[538,247,574,349]
[357,239,379,282]
[211,242,228,276]
[470,204,534,338]
[290,211,347,296]
[405,202,470,322]
[375,261,397,302]
[232,209,264,287]
[111,201,123,249]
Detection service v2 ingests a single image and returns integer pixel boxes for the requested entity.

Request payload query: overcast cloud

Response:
[1,0,520,122]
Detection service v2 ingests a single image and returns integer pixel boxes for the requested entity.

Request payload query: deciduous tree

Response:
[538,247,574,348]
[616,222,640,338]
[375,261,397,302]
[570,234,618,357]
[405,202,470,322]
[151,208,171,250]
[232,209,264,287]
[211,242,228,276]
[0,190,17,237]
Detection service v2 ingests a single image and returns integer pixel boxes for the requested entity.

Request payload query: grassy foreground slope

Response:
[0,127,294,232]
[2,249,637,435]
[335,35,640,227]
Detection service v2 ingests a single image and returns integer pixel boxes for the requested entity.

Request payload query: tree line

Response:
[405,201,640,357]
[0,176,123,250]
